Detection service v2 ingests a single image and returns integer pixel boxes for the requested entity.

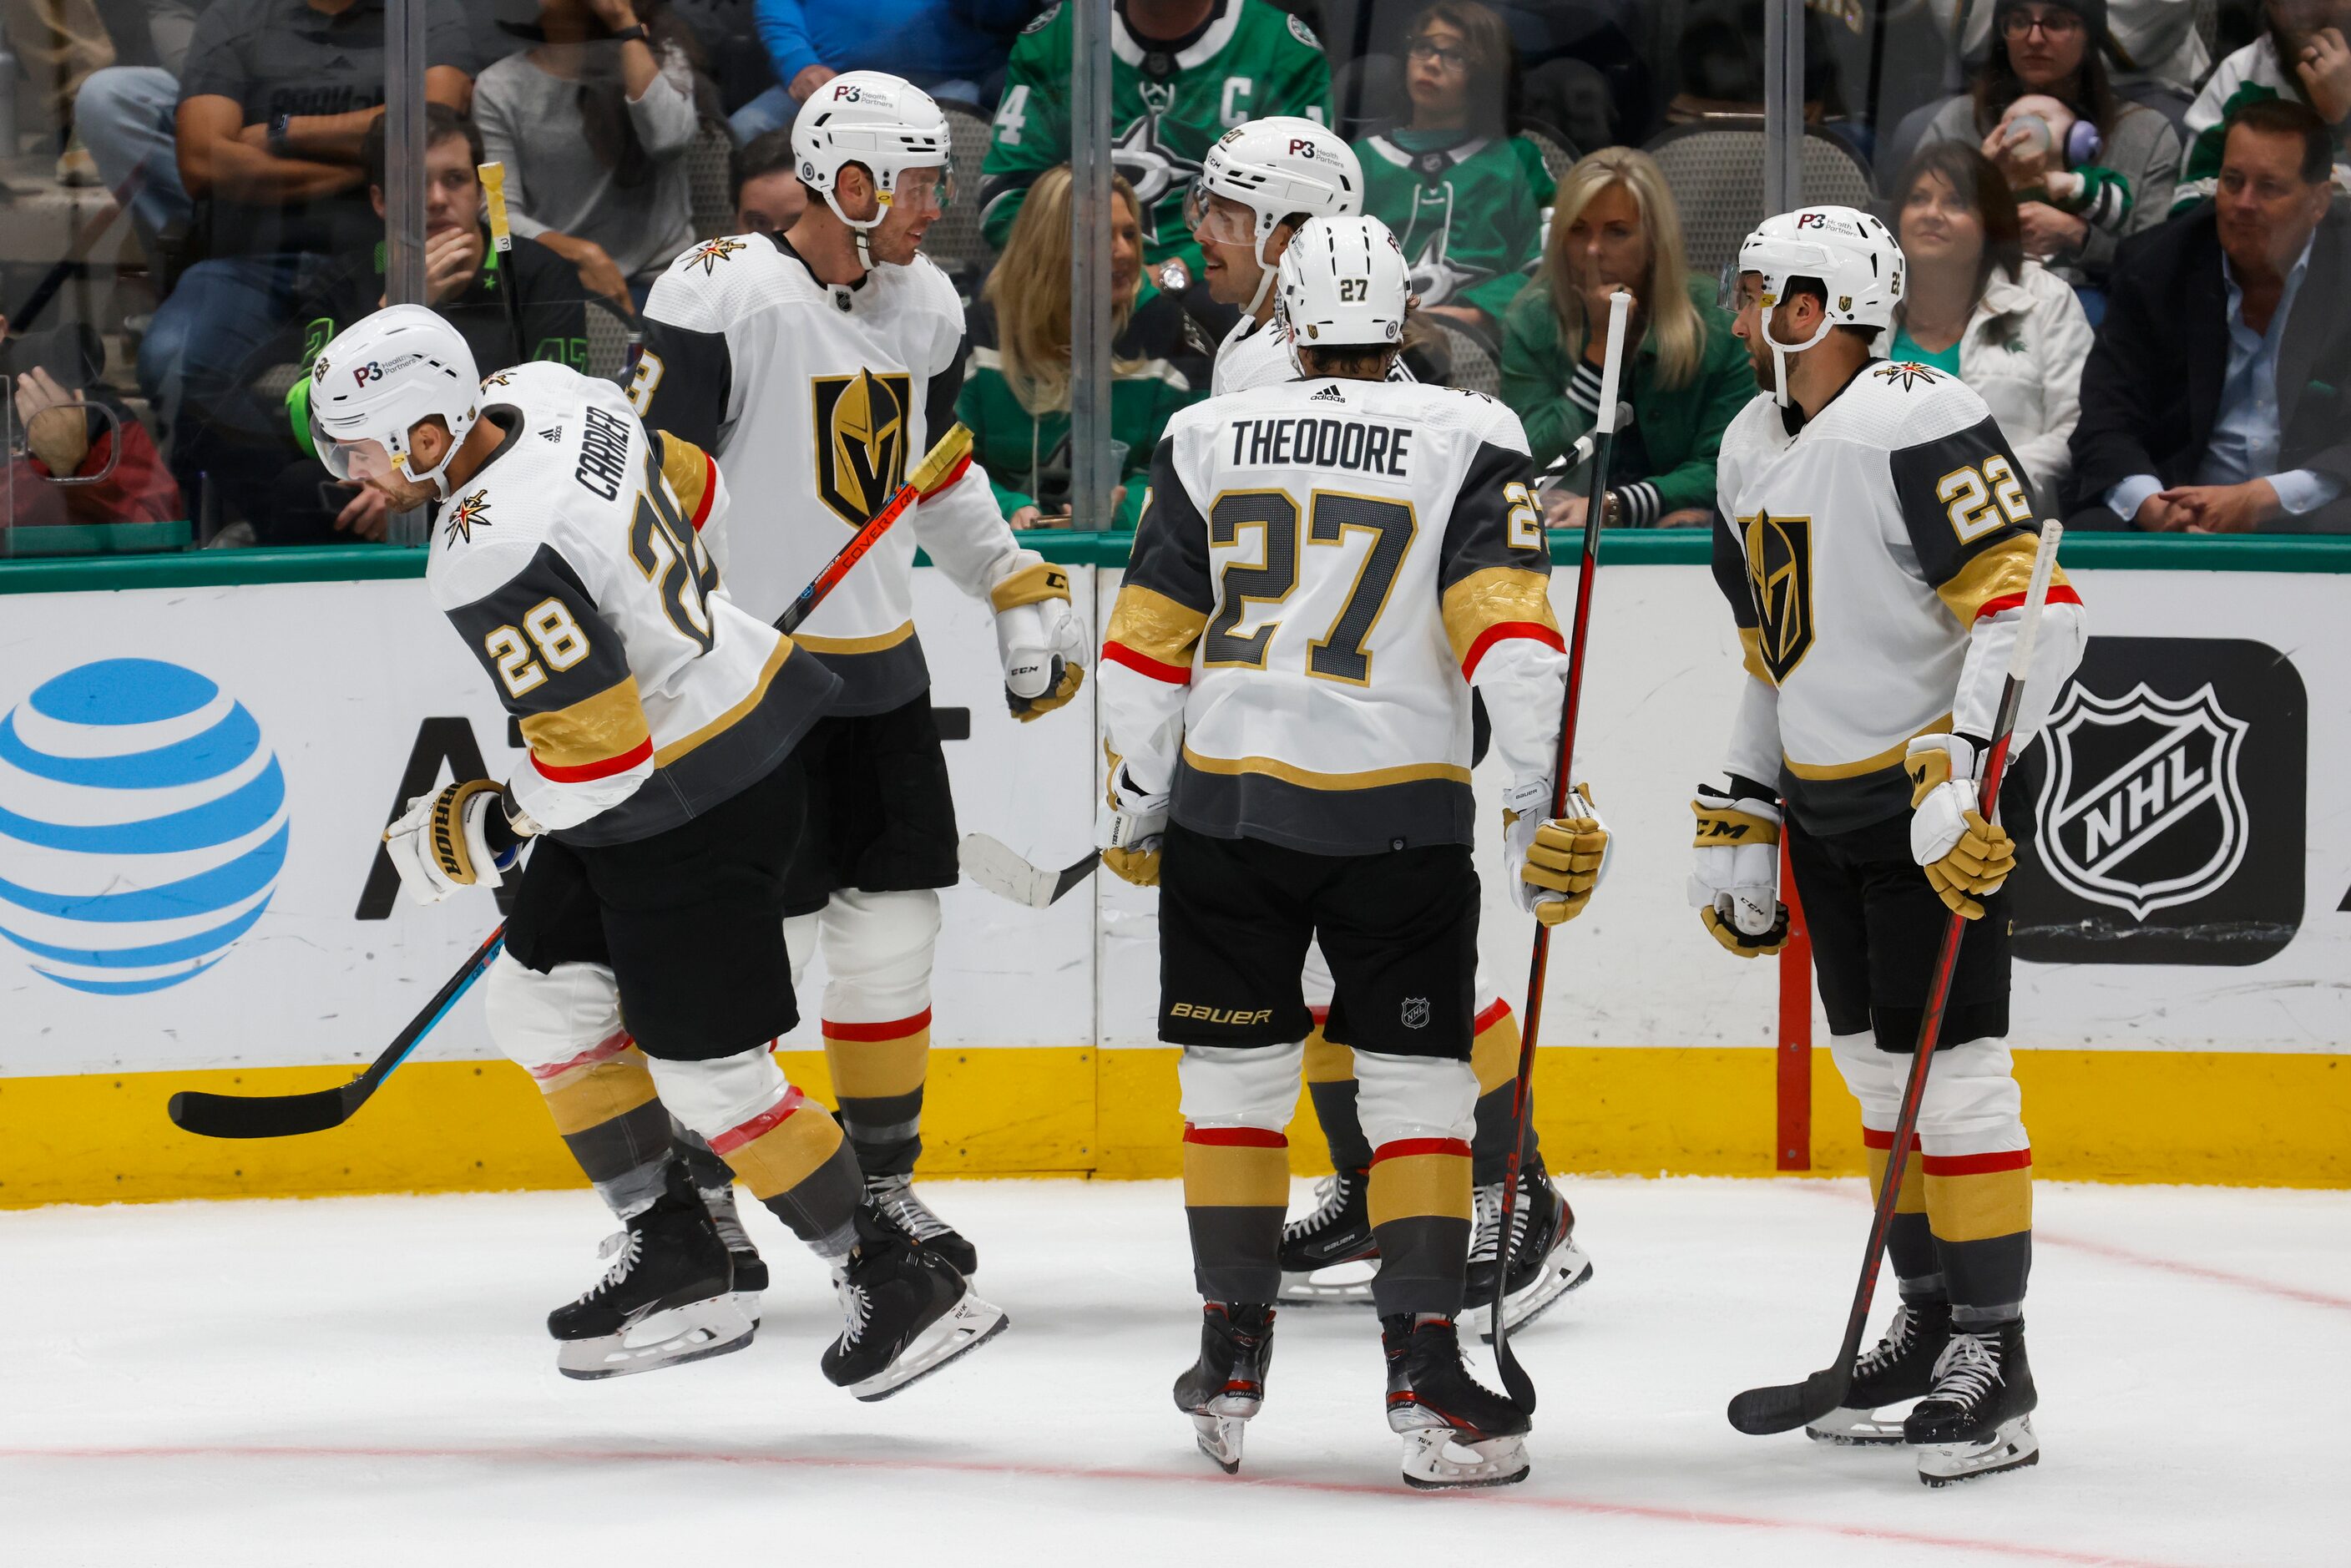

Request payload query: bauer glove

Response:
[382,779,538,906]
[992,563,1088,721]
[1906,734,2014,920]
[1100,762,1169,887]
[1504,780,1610,926]
[1688,781,1789,956]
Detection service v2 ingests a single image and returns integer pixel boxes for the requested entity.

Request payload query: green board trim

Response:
[4,529,2347,596]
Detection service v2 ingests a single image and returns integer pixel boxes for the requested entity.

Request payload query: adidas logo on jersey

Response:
[1312,384,1347,404]
[539,425,563,443]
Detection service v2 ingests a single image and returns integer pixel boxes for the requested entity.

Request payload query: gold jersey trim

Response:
[654,635,797,767]
[1105,584,1210,668]
[1783,714,1954,781]
[1181,744,1471,791]
[518,676,654,771]
[1938,531,2075,625]
[1439,565,1559,670]
[791,619,917,656]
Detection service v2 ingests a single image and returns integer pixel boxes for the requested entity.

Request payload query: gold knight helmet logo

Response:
[811,369,912,525]
[1742,511,1815,681]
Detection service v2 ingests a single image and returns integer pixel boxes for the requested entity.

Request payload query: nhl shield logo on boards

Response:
[2037,682,2248,921]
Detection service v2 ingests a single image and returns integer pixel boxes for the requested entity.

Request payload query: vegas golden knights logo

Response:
[1742,512,1814,681]
[810,370,913,526]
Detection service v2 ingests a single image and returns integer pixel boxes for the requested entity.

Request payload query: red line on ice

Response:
[0,1441,2199,1567]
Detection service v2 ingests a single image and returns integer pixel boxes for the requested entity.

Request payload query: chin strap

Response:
[1760,308,1836,407]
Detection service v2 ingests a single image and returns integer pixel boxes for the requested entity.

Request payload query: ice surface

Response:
[3,1177,2344,1567]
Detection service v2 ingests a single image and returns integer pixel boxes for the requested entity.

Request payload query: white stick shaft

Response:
[2006,519,2064,680]
[1594,290,1632,434]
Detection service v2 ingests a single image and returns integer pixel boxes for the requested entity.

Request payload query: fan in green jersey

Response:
[978,0,1332,273]
[1353,3,1555,335]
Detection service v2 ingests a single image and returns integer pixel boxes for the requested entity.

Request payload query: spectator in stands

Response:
[1352,1,1554,337]
[3,316,183,528]
[255,104,594,545]
[1890,143,2092,502]
[473,0,711,311]
[1498,146,1748,529]
[2174,0,2351,212]
[1922,0,2208,130]
[1883,0,2179,291]
[958,166,1199,529]
[731,127,806,231]
[69,2,210,241]
[2070,99,2351,534]
[979,0,1331,279]
[727,0,1014,139]
[139,0,473,510]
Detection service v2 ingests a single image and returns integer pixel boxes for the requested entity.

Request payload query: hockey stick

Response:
[167,925,507,1139]
[164,427,972,1141]
[1490,290,1633,1414]
[1727,519,2065,1437]
[478,161,525,367]
[957,833,1100,908]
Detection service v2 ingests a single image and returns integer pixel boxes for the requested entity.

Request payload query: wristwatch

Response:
[266,112,294,158]
[606,23,648,44]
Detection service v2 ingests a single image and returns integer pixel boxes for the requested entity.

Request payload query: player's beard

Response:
[1746,336,1775,392]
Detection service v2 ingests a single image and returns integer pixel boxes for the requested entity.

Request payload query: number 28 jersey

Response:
[1100,376,1569,856]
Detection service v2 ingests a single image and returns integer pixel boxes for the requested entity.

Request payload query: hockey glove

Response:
[382,779,537,905]
[1504,780,1610,926]
[1906,734,2014,921]
[1100,764,1169,888]
[1688,781,1790,956]
[993,564,1089,722]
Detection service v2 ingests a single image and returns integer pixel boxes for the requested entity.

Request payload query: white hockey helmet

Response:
[1735,205,1905,404]
[1277,215,1410,375]
[791,70,953,265]
[306,304,482,499]
[1186,115,1362,312]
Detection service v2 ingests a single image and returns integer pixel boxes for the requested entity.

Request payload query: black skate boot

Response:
[1904,1318,2040,1485]
[864,1171,979,1275]
[549,1165,752,1380]
[1172,1302,1277,1474]
[697,1181,768,1326]
[1465,1161,1593,1342]
[1278,1166,1378,1306]
[1382,1313,1531,1490]
[1807,1297,1954,1444]
[822,1205,1007,1402]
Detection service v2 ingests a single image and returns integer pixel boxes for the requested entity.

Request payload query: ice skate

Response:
[822,1206,1007,1402]
[1466,1161,1592,1342]
[549,1167,752,1380]
[1277,1168,1378,1306]
[698,1181,768,1327]
[1171,1302,1277,1474]
[1807,1297,1953,1444]
[1383,1314,1531,1490]
[864,1171,979,1276]
[1906,1318,2040,1485]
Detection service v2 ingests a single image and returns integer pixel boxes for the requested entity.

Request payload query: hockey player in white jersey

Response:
[629,72,1088,1276]
[311,306,1005,1399]
[1703,208,2085,1484]
[1193,118,1590,1329]
[1099,216,1610,1489]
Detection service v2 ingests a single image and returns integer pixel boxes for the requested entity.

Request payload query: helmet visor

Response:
[890,160,955,216]
[311,412,398,484]
[1184,182,1257,246]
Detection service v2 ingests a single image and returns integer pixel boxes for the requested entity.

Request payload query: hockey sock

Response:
[822,1009,930,1179]
[1466,1002,1534,1186]
[1923,1146,2033,1328]
[1366,1136,1474,1317]
[1302,1027,1375,1171]
[529,1034,674,1219]
[1865,1129,1945,1301]
[670,1120,735,1191]
[706,1085,862,1258]
[1182,1125,1289,1303]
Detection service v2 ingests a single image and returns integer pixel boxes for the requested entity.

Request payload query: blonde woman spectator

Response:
[1891,143,2093,502]
[956,167,1201,530]
[1497,146,1750,528]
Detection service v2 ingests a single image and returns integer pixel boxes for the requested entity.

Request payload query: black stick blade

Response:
[1048,851,1100,905]
[1727,1368,1849,1435]
[167,1086,351,1140]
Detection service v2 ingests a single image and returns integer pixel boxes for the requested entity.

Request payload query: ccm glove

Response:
[1504,780,1610,926]
[993,564,1089,721]
[1905,734,2014,920]
[1100,763,1170,888]
[382,779,537,906]
[1688,781,1789,956]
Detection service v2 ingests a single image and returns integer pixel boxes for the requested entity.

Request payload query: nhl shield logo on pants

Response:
[2037,681,2249,921]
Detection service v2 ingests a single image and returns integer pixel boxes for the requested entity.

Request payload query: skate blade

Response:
[1190,1412,1248,1474]
[1277,1263,1378,1307]
[1399,1430,1530,1490]
[1917,1415,2039,1485]
[1474,1245,1595,1343]
[556,1295,755,1381]
[847,1287,1010,1403]
[1806,1404,1912,1445]
[734,1289,762,1331]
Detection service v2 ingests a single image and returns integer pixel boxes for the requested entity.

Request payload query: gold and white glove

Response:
[1504,781,1610,926]
[1688,781,1790,957]
[992,563,1088,721]
[382,779,537,906]
[1099,762,1169,888]
[1905,734,2014,920]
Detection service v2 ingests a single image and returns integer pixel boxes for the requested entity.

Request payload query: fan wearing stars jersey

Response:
[631,73,1090,1278]
[979,0,1331,281]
